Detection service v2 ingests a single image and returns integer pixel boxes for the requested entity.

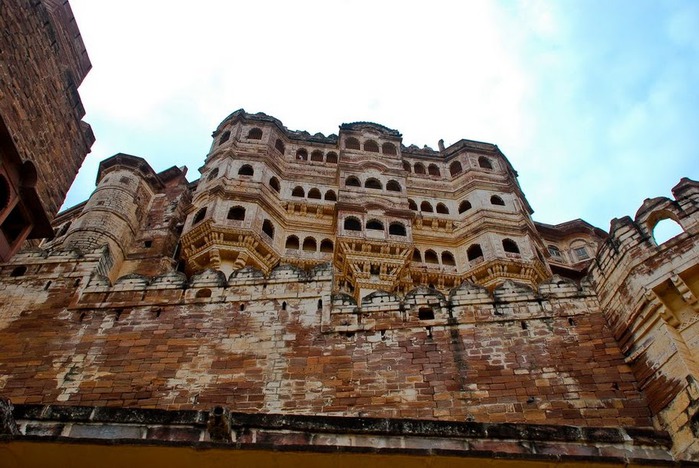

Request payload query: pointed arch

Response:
[324,190,337,201]
[320,239,334,253]
[325,152,338,164]
[345,137,360,150]
[303,237,317,251]
[502,238,520,254]
[310,150,323,162]
[478,156,493,169]
[296,148,308,160]
[449,161,462,177]
[262,219,275,239]
[269,177,280,193]
[420,201,433,212]
[414,163,426,174]
[382,142,397,155]
[285,235,300,249]
[247,127,263,139]
[425,249,439,264]
[436,203,449,214]
[458,200,472,214]
[441,251,456,266]
[467,244,483,261]
[364,140,379,152]
[490,195,505,206]
[428,164,440,176]
[308,188,321,199]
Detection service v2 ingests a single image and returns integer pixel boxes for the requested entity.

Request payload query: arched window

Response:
[436,203,449,214]
[344,217,361,231]
[326,152,338,164]
[303,237,317,251]
[193,207,207,225]
[269,177,280,193]
[345,176,361,187]
[207,168,219,181]
[218,130,230,145]
[408,199,417,211]
[275,139,285,154]
[478,156,493,169]
[414,163,426,174]
[262,220,275,239]
[291,186,305,197]
[402,161,411,172]
[386,180,401,192]
[428,164,440,176]
[425,250,439,264]
[420,201,433,212]
[345,137,360,150]
[308,188,321,199]
[247,127,263,140]
[320,239,334,253]
[467,244,483,261]
[442,251,456,266]
[364,140,379,152]
[238,164,254,176]
[310,150,323,162]
[227,206,246,220]
[571,241,589,260]
[490,195,505,206]
[458,200,472,214]
[412,249,422,262]
[365,178,382,190]
[286,235,300,249]
[652,217,684,244]
[389,222,406,236]
[296,148,308,160]
[503,239,520,254]
[57,222,71,237]
[324,190,337,201]
[366,219,384,230]
[548,245,562,258]
[382,142,397,155]
[449,161,462,177]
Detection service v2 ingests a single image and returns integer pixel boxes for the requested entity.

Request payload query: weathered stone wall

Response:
[0,0,93,219]
[0,252,651,429]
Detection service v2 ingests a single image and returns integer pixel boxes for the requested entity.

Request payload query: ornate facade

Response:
[1,3,699,465]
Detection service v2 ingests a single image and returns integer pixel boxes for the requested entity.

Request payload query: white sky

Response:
[66,0,699,231]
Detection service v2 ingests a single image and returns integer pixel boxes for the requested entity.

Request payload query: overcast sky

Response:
[66,0,698,232]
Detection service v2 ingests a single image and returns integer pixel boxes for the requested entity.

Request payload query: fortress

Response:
[1,1,698,466]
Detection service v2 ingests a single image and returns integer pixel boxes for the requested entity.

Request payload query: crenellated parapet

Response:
[589,177,699,459]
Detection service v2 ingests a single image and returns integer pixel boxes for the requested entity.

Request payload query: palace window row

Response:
[402,156,494,178]
[412,249,456,266]
[345,176,402,192]
[408,195,504,215]
[345,138,397,155]
[295,148,339,164]
[290,186,337,201]
[285,236,334,253]
[343,217,407,236]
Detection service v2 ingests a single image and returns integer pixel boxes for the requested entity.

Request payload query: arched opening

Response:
[436,203,449,214]
[310,150,323,162]
[490,195,505,206]
[238,164,254,176]
[262,220,275,239]
[218,131,230,145]
[296,148,308,160]
[57,222,71,237]
[478,156,493,169]
[428,164,440,176]
[247,127,263,139]
[345,137,360,150]
[10,265,26,277]
[345,176,361,187]
[344,217,361,231]
[365,178,382,190]
[449,161,463,177]
[193,207,207,225]
[303,237,317,251]
[571,243,589,260]
[196,288,212,298]
[282,301,287,311]
[275,139,285,154]
[389,222,406,236]
[269,177,280,193]
[502,239,520,254]
[442,251,456,266]
[382,142,397,155]
[418,307,435,320]
[458,200,472,214]
[320,239,334,253]
[414,163,426,174]
[652,217,684,244]
[364,140,379,152]
[366,219,384,230]
[467,244,483,261]
[291,186,305,197]
[227,206,246,220]
[386,180,401,192]
[547,245,562,259]
[408,199,417,211]
[424,250,439,264]
[420,201,433,212]
[324,190,337,201]
[402,161,411,172]
[326,152,338,164]
[308,188,321,199]
[412,249,422,262]
[285,235,299,249]
[207,168,219,181]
